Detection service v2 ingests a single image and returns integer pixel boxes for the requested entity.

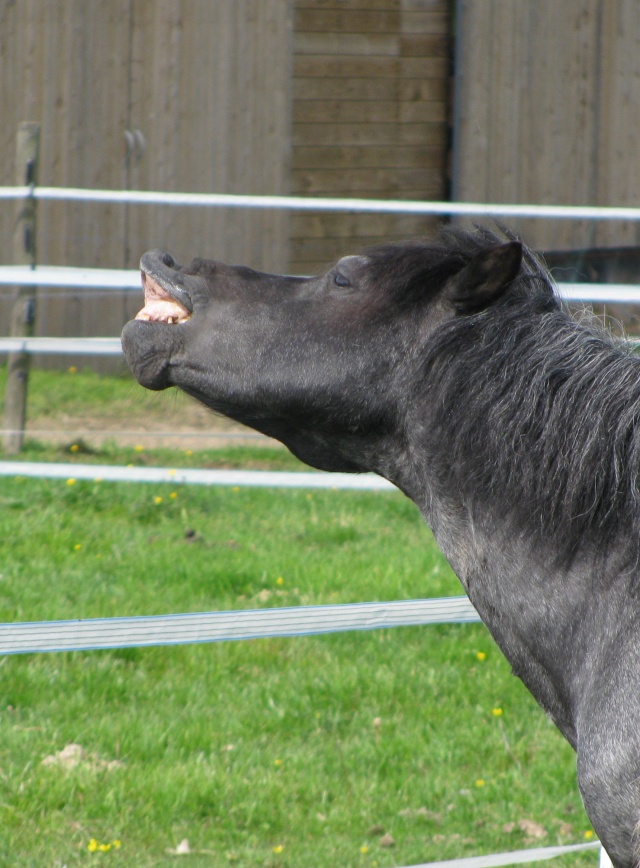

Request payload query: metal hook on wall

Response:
[124,129,146,161]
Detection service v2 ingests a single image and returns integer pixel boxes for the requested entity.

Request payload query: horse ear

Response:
[444,241,522,314]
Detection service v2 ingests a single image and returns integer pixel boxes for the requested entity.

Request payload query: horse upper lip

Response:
[140,250,194,313]
[136,250,194,323]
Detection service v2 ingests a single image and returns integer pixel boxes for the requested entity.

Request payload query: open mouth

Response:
[135,253,193,324]
[135,274,192,324]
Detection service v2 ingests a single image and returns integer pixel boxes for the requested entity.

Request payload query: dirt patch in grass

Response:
[24,394,275,451]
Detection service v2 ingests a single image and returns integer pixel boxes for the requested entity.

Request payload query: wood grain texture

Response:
[453,0,640,251]
[291,0,451,272]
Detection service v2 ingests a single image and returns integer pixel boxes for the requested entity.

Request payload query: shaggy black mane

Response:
[422,227,640,568]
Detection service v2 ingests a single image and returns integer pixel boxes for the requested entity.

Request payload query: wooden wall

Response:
[290,0,452,274]
[1,0,454,362]
[453,0,640,251]
[0,0,293,367]
[13,1,638,354]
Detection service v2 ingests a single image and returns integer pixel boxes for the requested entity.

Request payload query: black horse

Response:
[122,226,640,866]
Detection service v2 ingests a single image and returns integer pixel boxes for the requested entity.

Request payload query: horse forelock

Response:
[420,232,640,570]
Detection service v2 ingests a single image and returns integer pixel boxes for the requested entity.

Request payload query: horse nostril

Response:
[161,253,175,268]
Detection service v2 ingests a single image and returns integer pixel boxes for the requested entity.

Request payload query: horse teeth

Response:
[167,317,175,324]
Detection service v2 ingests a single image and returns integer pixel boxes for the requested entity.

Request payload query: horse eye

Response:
[334,271,351,288]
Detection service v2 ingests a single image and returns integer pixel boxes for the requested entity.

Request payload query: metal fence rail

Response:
[4,184,640,223]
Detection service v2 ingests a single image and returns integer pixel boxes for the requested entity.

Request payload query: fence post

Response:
[3,122,40,454]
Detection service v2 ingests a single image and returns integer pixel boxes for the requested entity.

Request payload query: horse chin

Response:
[120,320,173,391]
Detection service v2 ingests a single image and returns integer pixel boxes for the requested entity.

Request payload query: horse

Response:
[122,226,640,866]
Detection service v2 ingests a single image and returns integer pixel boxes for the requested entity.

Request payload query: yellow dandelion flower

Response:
[74,544,82,551]
[276,577,284,586]
[70,444,80,453]
[274,758,283,766]
[134,444,145,452]
[492,707,503,716]
[232,486,240,492]
[476,651,487,661]
[585,830,594,840]
[168,468,177,476]
[68,366,77,374]
[272,844,284,854]
[112,840,122,849]
[360,845,369,854]
[98,842,112,852]
[66,478,76,486]
[170,491,178,499]
[87,839,98,852]
[153,496,163,505]
[475,778,486,787]
[185,449,193,457]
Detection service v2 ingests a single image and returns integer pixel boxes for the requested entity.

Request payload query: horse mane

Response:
[419,226,640,569]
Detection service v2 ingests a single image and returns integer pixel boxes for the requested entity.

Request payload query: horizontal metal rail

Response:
[2,184,640,222]
[0,337,123,355]
[1,265,640,305]
[0,461,394,490]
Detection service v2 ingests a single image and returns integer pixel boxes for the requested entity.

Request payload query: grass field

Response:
[0,369,596,866]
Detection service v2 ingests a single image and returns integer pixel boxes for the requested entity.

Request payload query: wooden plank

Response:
[291,212,438,238]
[294,56,401,78]
[292,145,445,170]
[400,56,449,77]
[400,101,448,123]
[402,0,448,9]
[290,221,441,266]
[292,168,445,195]
[401,11,450,34]
[297,59,450,90]
[294,76,446,102]
[293,100,402,123]
[294,77,401,101]
[293,122,447,146]
[295,32,400,55]
[400,33,449,56]
[295,0,400,10]
[295,9,400,32]
[399,78,447,102]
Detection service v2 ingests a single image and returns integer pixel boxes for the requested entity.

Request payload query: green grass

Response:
[0,369,595,866]
[0,478,594,867]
